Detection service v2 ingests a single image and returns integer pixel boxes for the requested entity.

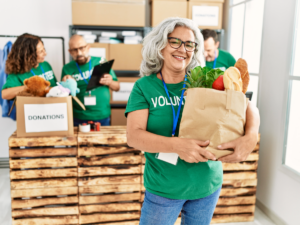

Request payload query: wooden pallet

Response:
[77,126,142,225]
[141,136,260,224]
[9,129,79,225]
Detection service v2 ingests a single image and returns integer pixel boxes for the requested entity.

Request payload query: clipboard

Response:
[86,59,114,92]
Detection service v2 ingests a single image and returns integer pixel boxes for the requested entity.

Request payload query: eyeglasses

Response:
[69,45,87,53]
[168,37,197,52]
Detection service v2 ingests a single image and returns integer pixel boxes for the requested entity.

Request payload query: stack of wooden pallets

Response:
[9,131,79,225]
[8,127,260,224]
[77,126,143,224]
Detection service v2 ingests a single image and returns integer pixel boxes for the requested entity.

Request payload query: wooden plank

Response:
[222,179,257,187]
[79,165,141,177]
[78,155,141,166]
[220,187,256,197]
[211,214,254,223]
[142,155,146,164]
[80,192,141,205]
[214,205,255,214]
[9,134,77,147]
[10,147,77,158]
[78,175,141,186]
[222,162,258,171]
[11,196,78,209]
[79,212,140,224]
[79,202,141,213]
[12,206,79,218]
[11,186,78,198]
[92,222,139,225]
[245,152,259,161]
[78,134,127,145]
[223,172,257,180]
[217,196,256,206]
[10,157,77,169]
[11,178,77,190]
[254,143,259,151]
[78,146,139,156]
[175,214,255,224]
[79,184,141,194]
[12,216,78,225]
[10,168,77,179]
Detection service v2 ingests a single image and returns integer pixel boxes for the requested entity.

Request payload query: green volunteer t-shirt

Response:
[61,56,118,120]
[2,61,57,94]
[125,74,223,200]
[206,49,236,71]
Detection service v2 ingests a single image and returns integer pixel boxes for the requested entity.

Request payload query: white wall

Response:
[0,0,72,157]
[257,0,300,224]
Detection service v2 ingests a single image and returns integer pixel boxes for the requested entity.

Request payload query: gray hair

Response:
[140,17,205,76]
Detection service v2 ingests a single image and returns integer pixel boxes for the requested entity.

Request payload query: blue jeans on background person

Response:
[140,187,221,225]
[73,117,111,126]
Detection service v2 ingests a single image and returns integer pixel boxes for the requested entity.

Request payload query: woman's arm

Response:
[1,86,25,100]
[217,101,260,163]
[127,109,217,163]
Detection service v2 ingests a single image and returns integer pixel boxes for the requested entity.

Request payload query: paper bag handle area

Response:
[198,89,233,110]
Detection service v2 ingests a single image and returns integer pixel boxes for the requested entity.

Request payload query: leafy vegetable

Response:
[183,66,224,90]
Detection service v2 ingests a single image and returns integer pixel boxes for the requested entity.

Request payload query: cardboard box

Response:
[16,96,74,138]
[72,0,145,27]
[188,0,224,29]
[110,77,140,104]
[109,44,143,71]
[89,43,109,60]
[151,0,188,27]
[111,108,127,125]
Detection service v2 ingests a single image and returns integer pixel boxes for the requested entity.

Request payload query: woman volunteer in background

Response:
[126,18,260,224]
[1,33,57,100]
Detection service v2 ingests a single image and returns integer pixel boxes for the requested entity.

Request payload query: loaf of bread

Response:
[223,67,243,92]
[234,58,249,94]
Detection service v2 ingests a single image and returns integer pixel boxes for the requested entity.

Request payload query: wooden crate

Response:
[141,135,260,224]
[77,126,142,224]
[9,129,79,225]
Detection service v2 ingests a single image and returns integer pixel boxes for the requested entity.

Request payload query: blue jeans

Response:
[73,117,111,126]
[140,187,221,225]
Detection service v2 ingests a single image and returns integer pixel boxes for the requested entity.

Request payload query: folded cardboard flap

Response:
[16,96,74,138]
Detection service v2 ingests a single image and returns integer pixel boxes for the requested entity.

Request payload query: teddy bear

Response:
[59,79,79,97]
[18,76,51,97]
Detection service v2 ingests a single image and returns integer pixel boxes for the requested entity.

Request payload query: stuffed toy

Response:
[59,79,80,97]
[46,86,70,97]
[18,76,51,97]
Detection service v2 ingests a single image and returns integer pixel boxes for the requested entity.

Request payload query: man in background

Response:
[201,29,236,71]
[62,35,120,126]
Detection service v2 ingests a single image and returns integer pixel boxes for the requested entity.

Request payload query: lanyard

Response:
[213,50,217,69]
[76,60,92,85]
[30,65,46,80]
[160,71,186,137]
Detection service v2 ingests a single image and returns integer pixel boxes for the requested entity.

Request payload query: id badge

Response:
[84,96,96,105]
[156,152,179,165]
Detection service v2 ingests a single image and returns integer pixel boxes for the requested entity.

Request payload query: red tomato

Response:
[212,75,225,91]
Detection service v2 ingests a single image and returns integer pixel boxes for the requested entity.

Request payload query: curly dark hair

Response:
[5,33,43,74]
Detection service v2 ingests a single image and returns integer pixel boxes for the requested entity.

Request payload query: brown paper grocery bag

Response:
[179,88,248,159]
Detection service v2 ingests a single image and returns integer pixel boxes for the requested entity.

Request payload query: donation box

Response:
[16,96,74,137]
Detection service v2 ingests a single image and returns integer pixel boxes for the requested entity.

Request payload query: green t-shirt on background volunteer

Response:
[2,61,57,94]
[206,49,236,71]
[125,74,223,200]
[61,56,118,120]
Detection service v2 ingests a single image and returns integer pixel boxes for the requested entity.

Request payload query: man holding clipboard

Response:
[61,35,120,126]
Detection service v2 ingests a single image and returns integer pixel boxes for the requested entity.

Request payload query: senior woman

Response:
[126,18,260,225]
[2,33,57,100]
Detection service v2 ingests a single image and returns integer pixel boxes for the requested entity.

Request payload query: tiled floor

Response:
[0,169,276,225]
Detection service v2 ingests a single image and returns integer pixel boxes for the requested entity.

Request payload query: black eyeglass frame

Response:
[69,45,88,53]
[167,37,198,52]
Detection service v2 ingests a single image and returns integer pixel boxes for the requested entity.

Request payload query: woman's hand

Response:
[217,133,258,163]
[173,138,217,163]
